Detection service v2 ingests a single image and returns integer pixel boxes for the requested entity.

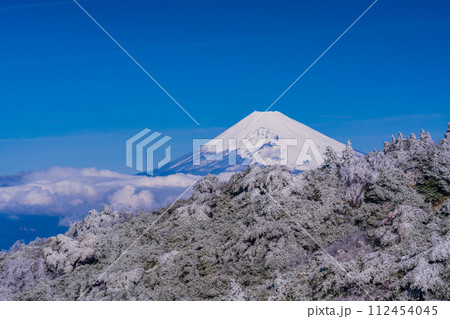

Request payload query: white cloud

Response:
[108,185,154,211]
[0,167,199,225]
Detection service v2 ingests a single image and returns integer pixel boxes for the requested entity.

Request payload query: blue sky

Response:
[0,0,450,170]
[1,0,449,175]
[0,0,449,248]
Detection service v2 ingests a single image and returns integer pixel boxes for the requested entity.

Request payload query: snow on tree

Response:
[341,140,356,167]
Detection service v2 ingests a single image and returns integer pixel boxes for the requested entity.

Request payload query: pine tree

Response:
[418,129,434,149]
[324,146,340,167]
[341,140,356,166]
[440,123,450,150]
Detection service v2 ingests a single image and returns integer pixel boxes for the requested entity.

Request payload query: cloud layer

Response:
[0,167,198,226]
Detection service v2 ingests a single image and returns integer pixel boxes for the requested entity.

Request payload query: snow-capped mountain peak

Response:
[156,111,355,176]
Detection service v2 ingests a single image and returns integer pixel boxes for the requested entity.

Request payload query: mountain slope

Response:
[1,125,449,301]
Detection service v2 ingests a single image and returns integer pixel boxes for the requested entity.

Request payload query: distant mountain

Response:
[154,111,362,176]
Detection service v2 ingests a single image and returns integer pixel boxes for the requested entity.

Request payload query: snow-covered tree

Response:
[341,140,356,167]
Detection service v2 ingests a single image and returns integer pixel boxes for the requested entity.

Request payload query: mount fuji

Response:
[154,111,361,176]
